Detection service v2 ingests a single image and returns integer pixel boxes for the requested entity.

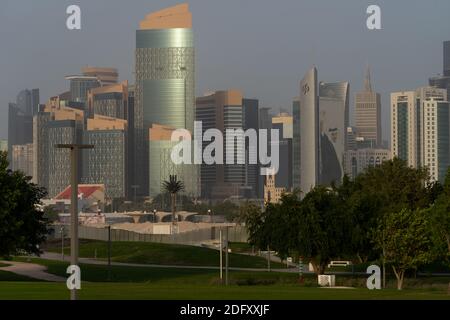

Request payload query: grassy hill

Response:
[44,240,285,269]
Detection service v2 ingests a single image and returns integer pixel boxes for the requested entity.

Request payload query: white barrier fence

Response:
[51,224,248,245]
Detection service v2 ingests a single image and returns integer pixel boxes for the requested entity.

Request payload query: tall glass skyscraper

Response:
[444,40,450,77]
[294,67,347,194]
[430,41,450,101]
[134,4,197,198]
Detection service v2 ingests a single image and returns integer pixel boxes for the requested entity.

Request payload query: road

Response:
[0,260,66,282]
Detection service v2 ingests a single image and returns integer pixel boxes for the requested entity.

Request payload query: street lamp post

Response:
[208,209,213,223]
[60,226,65,261]
[225,227,229,286]
[56,144,94,301]
[153,209,157,223]
[106,224,112,281]
[219,228,223,283]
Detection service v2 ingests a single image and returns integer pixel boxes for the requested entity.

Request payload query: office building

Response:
[83,116,128,200]
[318,91,346,186]
[8,89,38,159]
[346,127,357,151]
[271,113,293,191]
[66,67,118,105]
[264,168,286,204]
[297,67,319,193]
[295,67,347,194]
[319,81,350,150]
[0,140,7,152]
[196,90,253,200]
[32,112,51,187]
[391,87,449,182]
[429,41,450,100]
[272,112,293,139]
[148,124,199,199]
[134,3,195,197]
[11,144,33,177]
[87,81,129,119]
[81,67,118,86]
[344,148,391,179]
[391,90,421,168]
[419,94,449,182]
[65,75,101,104]
[33,100,85,198]
[292,98,301,188]
[243,98,261,199]
[47,119,83,197]
[355,67,382,146]
[8,98,33,161]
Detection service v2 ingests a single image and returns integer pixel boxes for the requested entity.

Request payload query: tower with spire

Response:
[364,65,373,92]
[354,65,382,147]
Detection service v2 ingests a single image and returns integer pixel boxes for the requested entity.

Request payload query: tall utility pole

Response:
[225,227,229,286]
[219,228,223,283]
[56,144,94,301]
[61,226,65,261]
[107,225,112,281]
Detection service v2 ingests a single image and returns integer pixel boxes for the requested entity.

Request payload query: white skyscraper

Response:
[298,67,319,194]
[391,91,420,168]
[391,86,449,182]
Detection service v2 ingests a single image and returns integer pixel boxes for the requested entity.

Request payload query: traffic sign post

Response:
[299,257,304,284]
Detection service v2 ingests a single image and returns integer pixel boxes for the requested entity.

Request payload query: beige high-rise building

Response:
[87,81,128,119]
[12,144,33,177]
[272,112,293,139]
[391,91,420,168]
[81,67,118,86]
[264,169,286,204]
[355,67,382,147]
[390,86,448,176]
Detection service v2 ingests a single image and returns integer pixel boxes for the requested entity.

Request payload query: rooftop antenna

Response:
[364,64,373,92]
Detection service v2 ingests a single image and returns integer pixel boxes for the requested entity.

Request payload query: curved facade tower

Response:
[134,4,198,198]
[294,67,348,196]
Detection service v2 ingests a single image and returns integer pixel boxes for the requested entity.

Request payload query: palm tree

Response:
[162,175,185,225]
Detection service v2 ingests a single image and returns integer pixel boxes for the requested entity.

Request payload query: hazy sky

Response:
[1,0,449,141]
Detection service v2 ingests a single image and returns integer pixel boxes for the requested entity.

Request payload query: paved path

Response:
[0,260,66,282]
[38,252,299,273]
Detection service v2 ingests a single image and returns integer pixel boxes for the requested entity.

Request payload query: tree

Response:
[373,208,435,290]
[43,206,59,223]
[342,158,435,276]
[0,152,48,258]
[429,169,450,296]
[240,194,300,261]
[239,202,270,251]
[295,186,353,274]
[334,175,380,263]
[162,175,185,224]
[354,158,432,216]
[429,168,450,255]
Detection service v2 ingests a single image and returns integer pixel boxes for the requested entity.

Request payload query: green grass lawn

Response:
[44,240,285,269]
[0,270,41,282]
[14,257,295,284]
[0,281,449,300]
[2,258,450,300]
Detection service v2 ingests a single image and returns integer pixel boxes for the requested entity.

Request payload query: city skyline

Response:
[1,0,450,142]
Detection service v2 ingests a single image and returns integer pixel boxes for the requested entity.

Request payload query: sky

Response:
[1,0,449,142]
